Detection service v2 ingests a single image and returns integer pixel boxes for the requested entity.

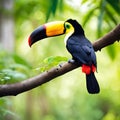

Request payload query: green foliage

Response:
[0,98,18,120]
[81,0,120,60]
[82,0,120,36]
[35,56,68,72]
[14,0,64,22]
[0,49,31,84]
[106,0,120,14]
[0,48,31,119]
[106,45,116,60]
[45,0,64,21]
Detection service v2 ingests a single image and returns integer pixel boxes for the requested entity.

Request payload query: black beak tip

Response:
[28,25,46,47]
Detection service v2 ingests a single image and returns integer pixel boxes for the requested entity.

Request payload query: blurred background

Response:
[0,0,120,120]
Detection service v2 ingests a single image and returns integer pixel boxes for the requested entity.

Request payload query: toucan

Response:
[28,19,100,94]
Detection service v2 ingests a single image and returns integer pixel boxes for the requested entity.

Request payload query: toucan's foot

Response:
[68,59,76,64]
[68,59,81,66]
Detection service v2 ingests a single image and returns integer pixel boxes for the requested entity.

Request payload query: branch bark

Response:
[0,24,120,97]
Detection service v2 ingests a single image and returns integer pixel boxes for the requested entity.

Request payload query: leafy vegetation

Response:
[0,0,120,120]
[0,48,31,84]
[35,56,68,72]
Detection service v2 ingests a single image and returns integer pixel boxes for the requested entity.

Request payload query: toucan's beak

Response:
[28,21,65,47]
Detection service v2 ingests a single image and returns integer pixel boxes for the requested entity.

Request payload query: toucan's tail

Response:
[86,72,100,94]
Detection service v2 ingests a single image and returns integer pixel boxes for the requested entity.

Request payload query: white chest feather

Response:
[64,31,74,45]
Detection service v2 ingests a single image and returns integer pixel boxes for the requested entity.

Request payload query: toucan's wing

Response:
[82,45,97,66]
[67,43,96,65]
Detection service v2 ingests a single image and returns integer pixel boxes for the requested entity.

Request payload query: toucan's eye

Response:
[65,23,71,29]
[64,22,74,33]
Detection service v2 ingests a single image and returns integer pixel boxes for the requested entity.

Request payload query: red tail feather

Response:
[82,64,96,75]
[82,65,91,74]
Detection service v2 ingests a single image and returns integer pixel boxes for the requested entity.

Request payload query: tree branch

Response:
[93,24,120,51]
[0,24,120,97]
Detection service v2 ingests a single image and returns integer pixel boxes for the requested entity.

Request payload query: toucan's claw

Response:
[68,59,76,64]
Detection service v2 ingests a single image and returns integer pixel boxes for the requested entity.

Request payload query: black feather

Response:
[65,19,100,94]
[66,19,84,35]
[86,72,100,94]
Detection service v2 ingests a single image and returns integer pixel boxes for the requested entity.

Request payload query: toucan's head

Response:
[28,19,84,47]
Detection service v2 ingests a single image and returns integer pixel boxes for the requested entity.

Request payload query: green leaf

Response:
[106,45,116,60]
[12,54,32,68]
[59,0,64,11]
[97,0,107,37]
[35,56,68,72]
[0,69,27,84]
[46,0,64,21]
[44,56,68,64]
[105,7,118,25]
[81,0,88,4]
[106,0,120,15]
[46,0,59,21]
